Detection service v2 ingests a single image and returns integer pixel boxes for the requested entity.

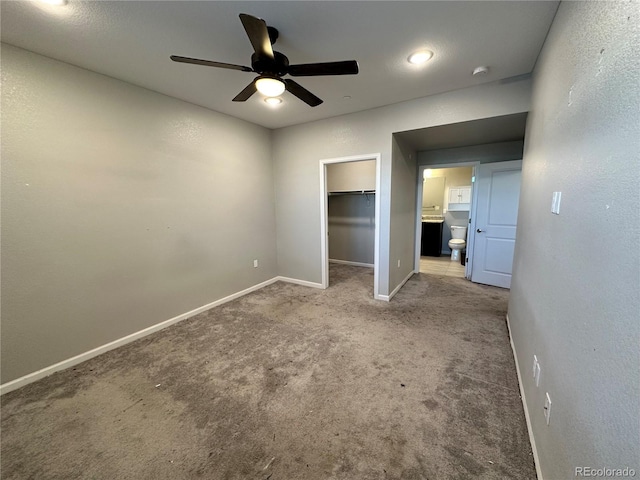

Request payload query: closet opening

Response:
[319,154,382,299]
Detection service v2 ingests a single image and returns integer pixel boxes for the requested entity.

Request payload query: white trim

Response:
[383,270,416,302]
[275,276,324,289]
[329,259,374,268]
[320,161,329,289]
[466,165,479,279]
[0,271,368,395]
[320,153,382,298]
[506,313,544,480]
[0,277,280,395]
[414,170,424,272]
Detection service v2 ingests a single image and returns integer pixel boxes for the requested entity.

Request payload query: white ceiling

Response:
[1,1,558,129]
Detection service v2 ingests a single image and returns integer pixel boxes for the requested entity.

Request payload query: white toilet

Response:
[448,226,467,262]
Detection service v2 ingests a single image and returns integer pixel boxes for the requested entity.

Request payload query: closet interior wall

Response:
[326,161,377,266]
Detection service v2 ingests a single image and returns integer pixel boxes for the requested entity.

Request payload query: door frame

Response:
[319,153,382,298]
[414,162,480,278]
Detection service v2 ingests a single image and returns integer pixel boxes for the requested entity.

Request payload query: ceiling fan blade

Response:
[170,55,252,72]
[232,80,258,102]
[287,60,359,77]
[284,79,323,107]
[239,13,274,60]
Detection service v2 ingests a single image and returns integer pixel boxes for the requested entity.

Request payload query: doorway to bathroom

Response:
[414,160,523,288]
[415,163,476,279]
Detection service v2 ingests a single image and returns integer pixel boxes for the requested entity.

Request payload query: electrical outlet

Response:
[544,392,552,425]
[253,259,258,268]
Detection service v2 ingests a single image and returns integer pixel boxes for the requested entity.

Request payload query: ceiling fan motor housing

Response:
[267,26,279,45]
[251,51,289,77]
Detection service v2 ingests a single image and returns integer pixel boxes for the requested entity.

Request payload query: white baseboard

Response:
[506,313,543,480]
[380,270,417,302]
[0,276,280,396]
[329,259,374,268]
[276,276,324,289]
[0,273,359,395]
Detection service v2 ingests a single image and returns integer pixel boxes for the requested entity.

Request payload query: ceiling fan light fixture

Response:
[171,14,356,107]
[264,97,282,106]
[256,77,285,97]
[408,50,433,65]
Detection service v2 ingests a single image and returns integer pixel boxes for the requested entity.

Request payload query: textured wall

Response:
[1,45,277,383]
[389,136,417,290]
[508,2,640,477]
[328,195,376,265]
[417,141,524,166]
[327,160,376,193]
[272,79,532,295]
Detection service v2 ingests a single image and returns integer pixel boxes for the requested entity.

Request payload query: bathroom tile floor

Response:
[420,255,466,278]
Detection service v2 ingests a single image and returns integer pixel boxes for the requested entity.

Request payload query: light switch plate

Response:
[551,192,562,214]
[544,392,552,425]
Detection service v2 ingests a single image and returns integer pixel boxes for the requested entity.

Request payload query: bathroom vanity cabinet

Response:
[421,221,443,257]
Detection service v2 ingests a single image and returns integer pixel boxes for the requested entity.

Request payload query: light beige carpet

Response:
[1,264,535,479]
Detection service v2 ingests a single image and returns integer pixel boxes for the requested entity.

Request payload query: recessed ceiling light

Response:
[40,0,68,5]
[408,50,433,65]
[264,97,282,106]
[472,66,490,76]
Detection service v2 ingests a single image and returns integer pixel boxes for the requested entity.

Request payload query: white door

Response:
[471,160,522,288]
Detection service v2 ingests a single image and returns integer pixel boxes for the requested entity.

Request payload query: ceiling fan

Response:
[170,13,359,107]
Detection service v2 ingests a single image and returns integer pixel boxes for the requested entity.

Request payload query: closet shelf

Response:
[328,190,376,196]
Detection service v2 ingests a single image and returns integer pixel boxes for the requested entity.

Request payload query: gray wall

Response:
[508,2,640,478]
[328,194,375,265]
[1,45,277,383]
[273,78,532,296]
[389,136,417,289]
[327,160,376,193]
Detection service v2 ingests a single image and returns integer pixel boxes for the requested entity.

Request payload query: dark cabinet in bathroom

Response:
[421,222,444,257]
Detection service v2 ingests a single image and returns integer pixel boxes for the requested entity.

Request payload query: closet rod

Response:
[328,190,376,196]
